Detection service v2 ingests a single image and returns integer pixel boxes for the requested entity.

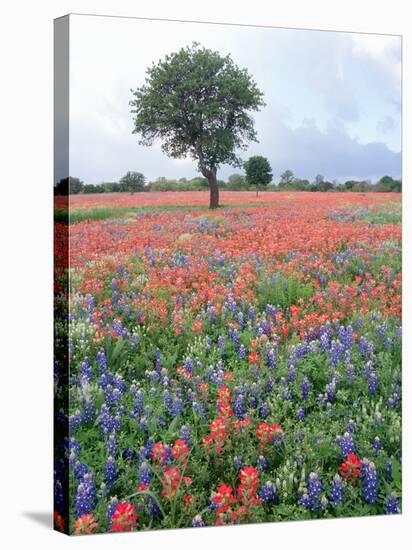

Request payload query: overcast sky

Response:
[67,14,401,184]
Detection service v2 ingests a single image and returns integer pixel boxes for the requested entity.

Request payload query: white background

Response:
[0,1,410,548]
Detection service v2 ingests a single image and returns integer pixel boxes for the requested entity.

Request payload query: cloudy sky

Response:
[67,14,401,184]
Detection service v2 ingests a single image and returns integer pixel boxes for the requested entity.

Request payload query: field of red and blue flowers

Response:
[54,191,402,534]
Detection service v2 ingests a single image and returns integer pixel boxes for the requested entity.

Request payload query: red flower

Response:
[211,484,237,512]
[110,502,138,533]
[73,514,98,535]
[151,442,166,463]
[237,466,260,504]
[256,422,284,446]
[247,352,260,365]
[172,438,189,461]
[54,511,65,533]
[339,453,361,482]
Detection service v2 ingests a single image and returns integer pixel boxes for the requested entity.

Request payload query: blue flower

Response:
[299,473,324,512]
[192,515,205,527]
[259,481,277,503]
[329,474,345,508]
[336,432,356,457]
[360,459,378,504]
[385,493,400,514]
[75,472,96,517]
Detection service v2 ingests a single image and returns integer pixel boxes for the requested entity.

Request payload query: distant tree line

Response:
[54,167,401,196]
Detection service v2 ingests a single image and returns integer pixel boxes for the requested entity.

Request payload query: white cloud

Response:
[65,15,402,184]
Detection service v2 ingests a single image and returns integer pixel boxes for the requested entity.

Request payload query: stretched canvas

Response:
[54,13,402,535]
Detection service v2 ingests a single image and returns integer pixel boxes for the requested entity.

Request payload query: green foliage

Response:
[119,171,146,193]
[375,175,402,193]
[130,42,265,207]
[256,274,314,310]
[147,177,208,192]
[278,169,295,188]
[244,156,273,191]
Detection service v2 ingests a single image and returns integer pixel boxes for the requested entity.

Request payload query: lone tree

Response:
[119,171,146,194]
[130,43,265,209]
[244,155,273,197]
[278,169,295,189]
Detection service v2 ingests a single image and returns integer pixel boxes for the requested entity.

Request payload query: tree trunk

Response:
[256,186,259,198]
[208,170,219,209]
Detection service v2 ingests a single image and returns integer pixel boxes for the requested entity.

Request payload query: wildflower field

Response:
[54,191,402,535]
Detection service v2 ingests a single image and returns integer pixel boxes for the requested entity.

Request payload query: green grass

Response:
[256,274,315,310]
[362,210,402,225]
[54,202,265,224]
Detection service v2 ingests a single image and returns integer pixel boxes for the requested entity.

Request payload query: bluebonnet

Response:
[266,349,277,370]
[259,481,277,503]
[259,402,270,419]
[98,404,121,434]
[139,416,149,431]
[372,437,382,452]
[139,462,152,486]
[82,398,94,424]
[256,455,268,471]
[106,432,116,455]
[183,357,193,375]
[73,460,90,481]
[228,327,240,347]
[287,364,297,382]
[338,325,353,351]
[385,493,400,514]
[162,445,173,464]
[171,397,184,418]
[106,496,118,525]
[296,407,305,421]
[360,459,378,504]
[234,393,246,419]
[163,390,173,416]
[376,324,386,339]
[329,474,345,508]
[154,348,162,372]
[336,432,356,457]
[192,515,205,527]
[134,389,144,416]
[104,456,117,486]
[69,411,83,431]
[238,344,246,360]
[233,456,243,470]
[301,377,310,401]
[179,425,191,448]
[320,333,330,353]
[205,336,212,354]
[326,379,337,403]
[385,337,394,351]
[345,364,356,381]
[280,377,291,401]
[79,357,93,384]
[299,473,324,512]
[248,394,258,409]
[123,449,135,463]
[346,419,356,433]
[104,385,123,407]
[75,472,96,517]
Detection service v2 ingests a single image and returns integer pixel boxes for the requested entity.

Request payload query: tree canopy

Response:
[119,171,146,194]
[130,42,265,208]
[244,155,273,196]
